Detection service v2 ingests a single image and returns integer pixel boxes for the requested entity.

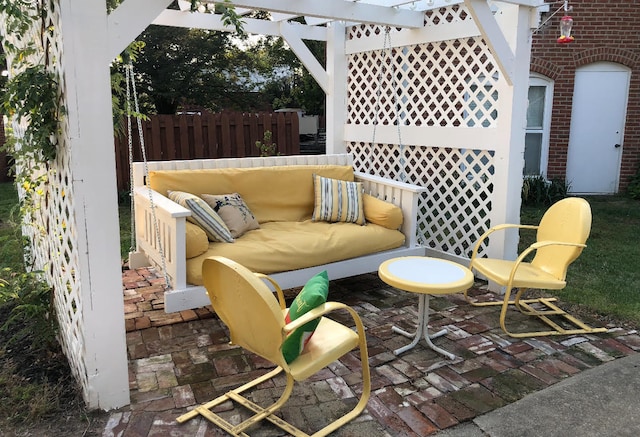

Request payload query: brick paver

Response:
[107,267,639,436]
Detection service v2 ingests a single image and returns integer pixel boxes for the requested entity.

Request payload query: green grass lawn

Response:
[521,196,640,325]
[2,182,640,325]
[0,182,24,271]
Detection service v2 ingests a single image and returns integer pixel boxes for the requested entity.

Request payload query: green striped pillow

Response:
[168,191,234,243]
[312,174,365,225]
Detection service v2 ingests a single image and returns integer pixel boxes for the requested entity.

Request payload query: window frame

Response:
[526,74,554,176]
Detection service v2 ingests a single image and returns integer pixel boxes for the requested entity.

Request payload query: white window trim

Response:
[528,73,554,176]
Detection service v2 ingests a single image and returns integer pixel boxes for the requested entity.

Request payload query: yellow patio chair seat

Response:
[177,256,371,436]
[465,197,607,338]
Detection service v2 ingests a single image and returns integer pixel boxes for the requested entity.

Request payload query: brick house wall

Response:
[531,0,640,192]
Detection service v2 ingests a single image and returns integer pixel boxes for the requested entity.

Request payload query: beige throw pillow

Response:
[167,190,234,243]
[202,193,260,238]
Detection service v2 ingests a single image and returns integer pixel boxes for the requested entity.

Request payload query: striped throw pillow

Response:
[312,174,365,225]
[168,191,234,243]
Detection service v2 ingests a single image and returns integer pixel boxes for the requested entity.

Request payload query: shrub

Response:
[627,166,640,200]
[522,175,569,206]
[255,130,279,157]
[0,268,57,349]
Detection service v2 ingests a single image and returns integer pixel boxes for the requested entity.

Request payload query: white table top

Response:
[378,256,474,294]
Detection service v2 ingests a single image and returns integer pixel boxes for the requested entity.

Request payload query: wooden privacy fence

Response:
[114,111,300,192]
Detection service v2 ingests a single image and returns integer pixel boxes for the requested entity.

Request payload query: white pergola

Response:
[4,0,544,410]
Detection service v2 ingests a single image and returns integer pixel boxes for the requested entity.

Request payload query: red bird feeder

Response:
[557,14,574,44]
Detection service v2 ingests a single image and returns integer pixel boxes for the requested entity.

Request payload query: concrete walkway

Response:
[435,352,640,437]
[105,267,640,436]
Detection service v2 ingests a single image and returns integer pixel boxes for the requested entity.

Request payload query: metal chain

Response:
[371,26,391,148]
[389,38,407,182]
[126,66,136,253]
[126,64,171,289]
[372,26,406,182]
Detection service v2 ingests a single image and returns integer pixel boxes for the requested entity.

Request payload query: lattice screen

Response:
[347,4,499,259]
[1,3,89,400]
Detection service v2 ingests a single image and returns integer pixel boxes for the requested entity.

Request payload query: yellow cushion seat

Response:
[472,258,567,290]
[288,315,359,381]
[185,220,405,285]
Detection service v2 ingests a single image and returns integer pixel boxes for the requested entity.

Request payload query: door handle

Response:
[614,143,621,148]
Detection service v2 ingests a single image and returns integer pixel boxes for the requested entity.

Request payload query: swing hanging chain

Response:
[371,26,407,182]
[126,66,136,253]
[388,34,407,183]
[126,64,172,290]
[371,26,392,148]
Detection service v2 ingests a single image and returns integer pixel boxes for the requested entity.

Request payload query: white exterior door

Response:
[566,62,629,194]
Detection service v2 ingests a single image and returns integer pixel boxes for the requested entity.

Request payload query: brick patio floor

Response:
[105,266,640,436]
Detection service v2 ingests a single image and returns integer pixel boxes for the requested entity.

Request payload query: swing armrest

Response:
[133,186,191,290]
[133,186,191,218]
[354,172,428,248]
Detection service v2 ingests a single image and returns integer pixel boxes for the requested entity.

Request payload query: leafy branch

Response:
[1,0,62,164]
[189,0,246,34]
[1,65,62,161]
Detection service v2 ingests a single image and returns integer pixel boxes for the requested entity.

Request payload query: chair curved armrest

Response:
[470,223,539,262]
[529,240,587,250]
[255,273,287,310]
[505,240,587,285]
[283,302,367,339]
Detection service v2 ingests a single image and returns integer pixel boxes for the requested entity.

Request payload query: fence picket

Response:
[112,111,301,191]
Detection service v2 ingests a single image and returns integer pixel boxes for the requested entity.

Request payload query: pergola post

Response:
[326,22,347,154]
[486,5,537,266]
[58,0,129,409]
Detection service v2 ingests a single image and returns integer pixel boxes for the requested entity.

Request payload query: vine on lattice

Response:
[1,0,64,230]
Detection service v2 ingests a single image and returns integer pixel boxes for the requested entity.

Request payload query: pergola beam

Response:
[464,0,516,86]
[280,23,329,93]
[496,0,544,6]
[152,9,328,41]
[209,0,425,28]
[107,0,173,62]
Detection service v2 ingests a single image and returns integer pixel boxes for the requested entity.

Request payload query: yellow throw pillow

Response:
[185,221,209,259]
[362,194,403,230]
[312,174,365,225]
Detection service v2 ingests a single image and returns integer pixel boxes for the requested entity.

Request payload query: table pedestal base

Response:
[392,294,456,360]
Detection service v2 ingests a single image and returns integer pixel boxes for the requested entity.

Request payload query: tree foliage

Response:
[107,2,325,116]
[244,35,325,115]
[134,25,271,114]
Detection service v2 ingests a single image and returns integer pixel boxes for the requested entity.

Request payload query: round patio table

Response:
[378,256,474,360]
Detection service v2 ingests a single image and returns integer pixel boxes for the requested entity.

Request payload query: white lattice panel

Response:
[1,2,89,401]
[347,4,501,260]
[347,40,499,128]
[350,142,494,258]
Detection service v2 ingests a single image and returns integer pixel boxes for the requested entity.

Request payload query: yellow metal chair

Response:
[465,197,607,338]
[177,256,371,436]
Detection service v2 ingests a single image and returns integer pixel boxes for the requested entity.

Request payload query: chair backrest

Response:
[202,256,288,368]
[532,197,592,281]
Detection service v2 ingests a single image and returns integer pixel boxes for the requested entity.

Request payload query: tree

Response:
[111,4,325,116]
[134,25,255,114]
[249,35,325,116]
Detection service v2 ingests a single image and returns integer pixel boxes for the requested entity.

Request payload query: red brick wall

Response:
[531,0,640,192]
